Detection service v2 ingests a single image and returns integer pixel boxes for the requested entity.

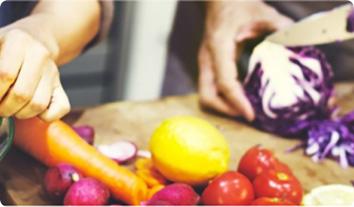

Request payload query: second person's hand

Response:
[198,1,293,121]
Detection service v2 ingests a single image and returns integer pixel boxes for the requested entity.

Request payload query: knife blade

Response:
[266,3,354,46]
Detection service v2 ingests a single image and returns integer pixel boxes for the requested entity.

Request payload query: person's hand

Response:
[198,1,292,121]
[0,26,70,122]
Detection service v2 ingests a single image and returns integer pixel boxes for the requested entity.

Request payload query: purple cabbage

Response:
[244,42,354,168]
[305,111,354,168]
[244,45,334,137]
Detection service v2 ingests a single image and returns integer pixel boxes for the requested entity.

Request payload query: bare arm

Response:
[2,0,100,65]
[0,0,101,121]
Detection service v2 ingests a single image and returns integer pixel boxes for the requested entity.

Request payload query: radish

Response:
[64,178,110,205]
[72,125,95,145]
[44,164,83,198]
[144,183,200,205]
[97,141,138,164]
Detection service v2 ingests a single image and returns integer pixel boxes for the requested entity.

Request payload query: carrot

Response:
[135,158,168,187]
[14,117,147,205]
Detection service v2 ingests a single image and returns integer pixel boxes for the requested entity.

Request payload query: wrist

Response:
[1,14,60,60]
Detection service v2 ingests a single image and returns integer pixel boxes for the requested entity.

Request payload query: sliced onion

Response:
[97,141,138,164]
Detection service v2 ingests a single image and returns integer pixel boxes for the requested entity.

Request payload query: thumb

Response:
[236,14,293,42]
[262,5,294,30]
[270,12,294,30]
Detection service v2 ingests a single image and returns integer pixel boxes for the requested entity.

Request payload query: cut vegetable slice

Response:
[97,141,138,164]
[302,184,354,205]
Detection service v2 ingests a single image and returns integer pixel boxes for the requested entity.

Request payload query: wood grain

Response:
[0,83,353,205]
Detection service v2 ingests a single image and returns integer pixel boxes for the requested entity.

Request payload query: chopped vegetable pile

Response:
[306,111,354,167]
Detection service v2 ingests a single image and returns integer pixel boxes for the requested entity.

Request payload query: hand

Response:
[0,0,99,122]
[0,28,70,122]
[198,1,292,121]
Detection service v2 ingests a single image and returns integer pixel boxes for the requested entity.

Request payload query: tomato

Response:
[273,161,293,175]
[251,197,294,205]
[201,171,254,205]
[253,170,303,204]
[237,145,279,180]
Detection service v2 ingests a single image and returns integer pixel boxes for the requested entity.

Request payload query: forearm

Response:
[2,0,100,66]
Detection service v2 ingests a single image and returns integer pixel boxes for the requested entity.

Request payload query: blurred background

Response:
[59,1,352,107]
[61,1,201,107]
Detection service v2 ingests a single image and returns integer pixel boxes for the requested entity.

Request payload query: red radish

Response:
[144,183,200,205]
[44,164,83,198]
[97,141,138,164]
[64,178,110,205]
[72,125,95,145]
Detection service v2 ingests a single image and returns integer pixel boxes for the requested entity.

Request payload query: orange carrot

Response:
[135,158,168,187]
[14,117,147,205]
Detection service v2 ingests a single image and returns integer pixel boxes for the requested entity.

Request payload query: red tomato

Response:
[251,197,294,205]
[237,146,279,180]
[273,161,293,175]
[201,171,255,205]
[253,170,303,204]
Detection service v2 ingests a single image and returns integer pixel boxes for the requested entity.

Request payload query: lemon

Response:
[302,184,354,205]
[149,116,230,185]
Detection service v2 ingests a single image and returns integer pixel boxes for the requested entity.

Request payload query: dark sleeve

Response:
[85,1,114,49]
[0,1,37,27]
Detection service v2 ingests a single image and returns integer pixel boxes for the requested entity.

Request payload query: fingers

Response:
[263,6,293,30]
[15,61,58,119]
[328,96,337,108]
[208,38,255,121]
[39,77,70,122]
[236,21,276,42]
[0,30,30,99]
[198,44,240,116]
[0,29,70,121]
[272,15,293,30]
[235,5,293,42]
[0,40,49,117]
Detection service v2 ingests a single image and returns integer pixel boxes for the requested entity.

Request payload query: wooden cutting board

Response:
[0,83,353,205]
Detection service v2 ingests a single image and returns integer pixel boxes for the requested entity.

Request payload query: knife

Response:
[266,3,354,46]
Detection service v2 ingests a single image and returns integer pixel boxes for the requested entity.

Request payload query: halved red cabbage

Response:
[305,111,354,167]
[244,42,335,137]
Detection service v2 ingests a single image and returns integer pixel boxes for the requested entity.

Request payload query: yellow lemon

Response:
[149,116,230,185]
[302,184,354,205]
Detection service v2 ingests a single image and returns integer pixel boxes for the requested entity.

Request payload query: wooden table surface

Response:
[0,83,353,205]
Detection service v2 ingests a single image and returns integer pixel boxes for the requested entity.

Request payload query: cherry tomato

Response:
[201,171,254,205]
[251,197,294,205]
[273,161,293,175]
[253,170,303,204]
[237,145,278,180]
